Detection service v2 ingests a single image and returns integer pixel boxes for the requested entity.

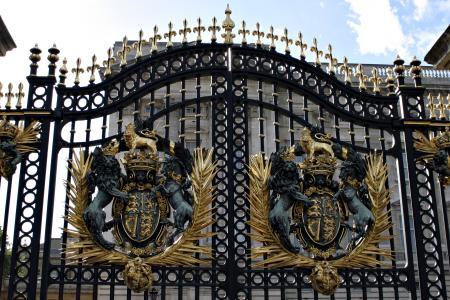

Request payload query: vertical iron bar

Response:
[272,82,279,151]
[196,75,201,146]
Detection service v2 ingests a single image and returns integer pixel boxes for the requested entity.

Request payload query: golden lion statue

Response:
[124,123,158,153]
[300,127,334,158]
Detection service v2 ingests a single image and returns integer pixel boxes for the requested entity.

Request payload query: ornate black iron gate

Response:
[0,7,449,300]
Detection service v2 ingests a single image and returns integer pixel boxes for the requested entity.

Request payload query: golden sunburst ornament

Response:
[0,116,40,179]
[248,152,393,295]
[414,130,450,186]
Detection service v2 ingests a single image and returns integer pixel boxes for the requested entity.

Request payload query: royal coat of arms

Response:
[248,127,393,295]
[0,116,40,179]
[66,121,216,293]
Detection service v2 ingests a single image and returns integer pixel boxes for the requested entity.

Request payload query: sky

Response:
[0,0,449,89]
[0,0,448,239]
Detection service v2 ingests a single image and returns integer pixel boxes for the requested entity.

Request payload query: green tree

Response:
[0,227,12,275]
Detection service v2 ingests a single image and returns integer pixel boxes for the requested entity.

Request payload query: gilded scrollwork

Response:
[248,126,393,295]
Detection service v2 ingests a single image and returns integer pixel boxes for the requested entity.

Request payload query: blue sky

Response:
[0,0,449,87]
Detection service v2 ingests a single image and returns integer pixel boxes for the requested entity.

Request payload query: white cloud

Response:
[345,0,412,58]
[413,28,444,60]
[413,0,428,20]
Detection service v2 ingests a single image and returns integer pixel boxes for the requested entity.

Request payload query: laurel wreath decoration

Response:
[413,130,440,160]
[247,152,393,270]
[14,121,41,154]
[65,148,216,266]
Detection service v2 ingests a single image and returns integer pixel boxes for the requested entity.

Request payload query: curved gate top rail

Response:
[0,6,426,122]
[1,5,450,300]
[0,5,444,129]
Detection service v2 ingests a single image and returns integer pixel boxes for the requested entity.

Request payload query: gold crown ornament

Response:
[121,149,159,172]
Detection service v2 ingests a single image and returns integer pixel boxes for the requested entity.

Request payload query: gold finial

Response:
[193,18,205,42]
[427,94,436,119]
[15,83,24,109]
[164,22,177,48]
[103,48,115,78]
[221,4,235,44]
[310,37,323,66]
[252,22,264,46]
[5,83,13,109]
[295,32,307,59]
[87,54,100,84]
[446,93,450,116]
[208,17,220,42]
[266,26,278,50]
[324,44,338,75]
[0,82,3,108]
[355,64,368,91]
[369,68,382,94]
[133,29,147,58]
[179,19,191,44]
[385,67,396,93]
[238,21,250,45]
[59,57,68,79]
[280,28,293,54]
[438,93,446,119]
[71,58,84,85]
[149,25,162,52]
[339,56,352,85]
[118,36,131,67]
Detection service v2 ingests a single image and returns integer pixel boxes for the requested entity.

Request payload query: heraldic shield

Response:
[248,127,394,295]
[65,120,217,293]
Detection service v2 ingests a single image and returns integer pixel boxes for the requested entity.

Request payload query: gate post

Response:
[7,45,57,300]
[398,56,448,299]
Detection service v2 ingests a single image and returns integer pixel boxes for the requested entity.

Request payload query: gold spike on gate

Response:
[221,4,235,44]
[15,83,24,109]
[103,48,115,78]
[266,26,278,50]
[310,37,323,66]
[295,32,307,60]
[179,19,191,44]
[208,17,220,42]
[72,58,84,85]
[133,29,147,57]
[164,22,177,48]
[87,55,100,84]
[5,83,13,109]
[252,23,264,47]
[356,64,368,91]
[280,28,292,54]
[238,21,250,45]
[426,94,436,119]
[447,94,450,116]
[438,93,446,119]
[193,18,205,43]
[324,44,338,75]
[370,68,382,94]
[149,26,162,53]
[118,36,131,68]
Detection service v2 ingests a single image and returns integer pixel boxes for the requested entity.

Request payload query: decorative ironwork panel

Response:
[1,9,450,299]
